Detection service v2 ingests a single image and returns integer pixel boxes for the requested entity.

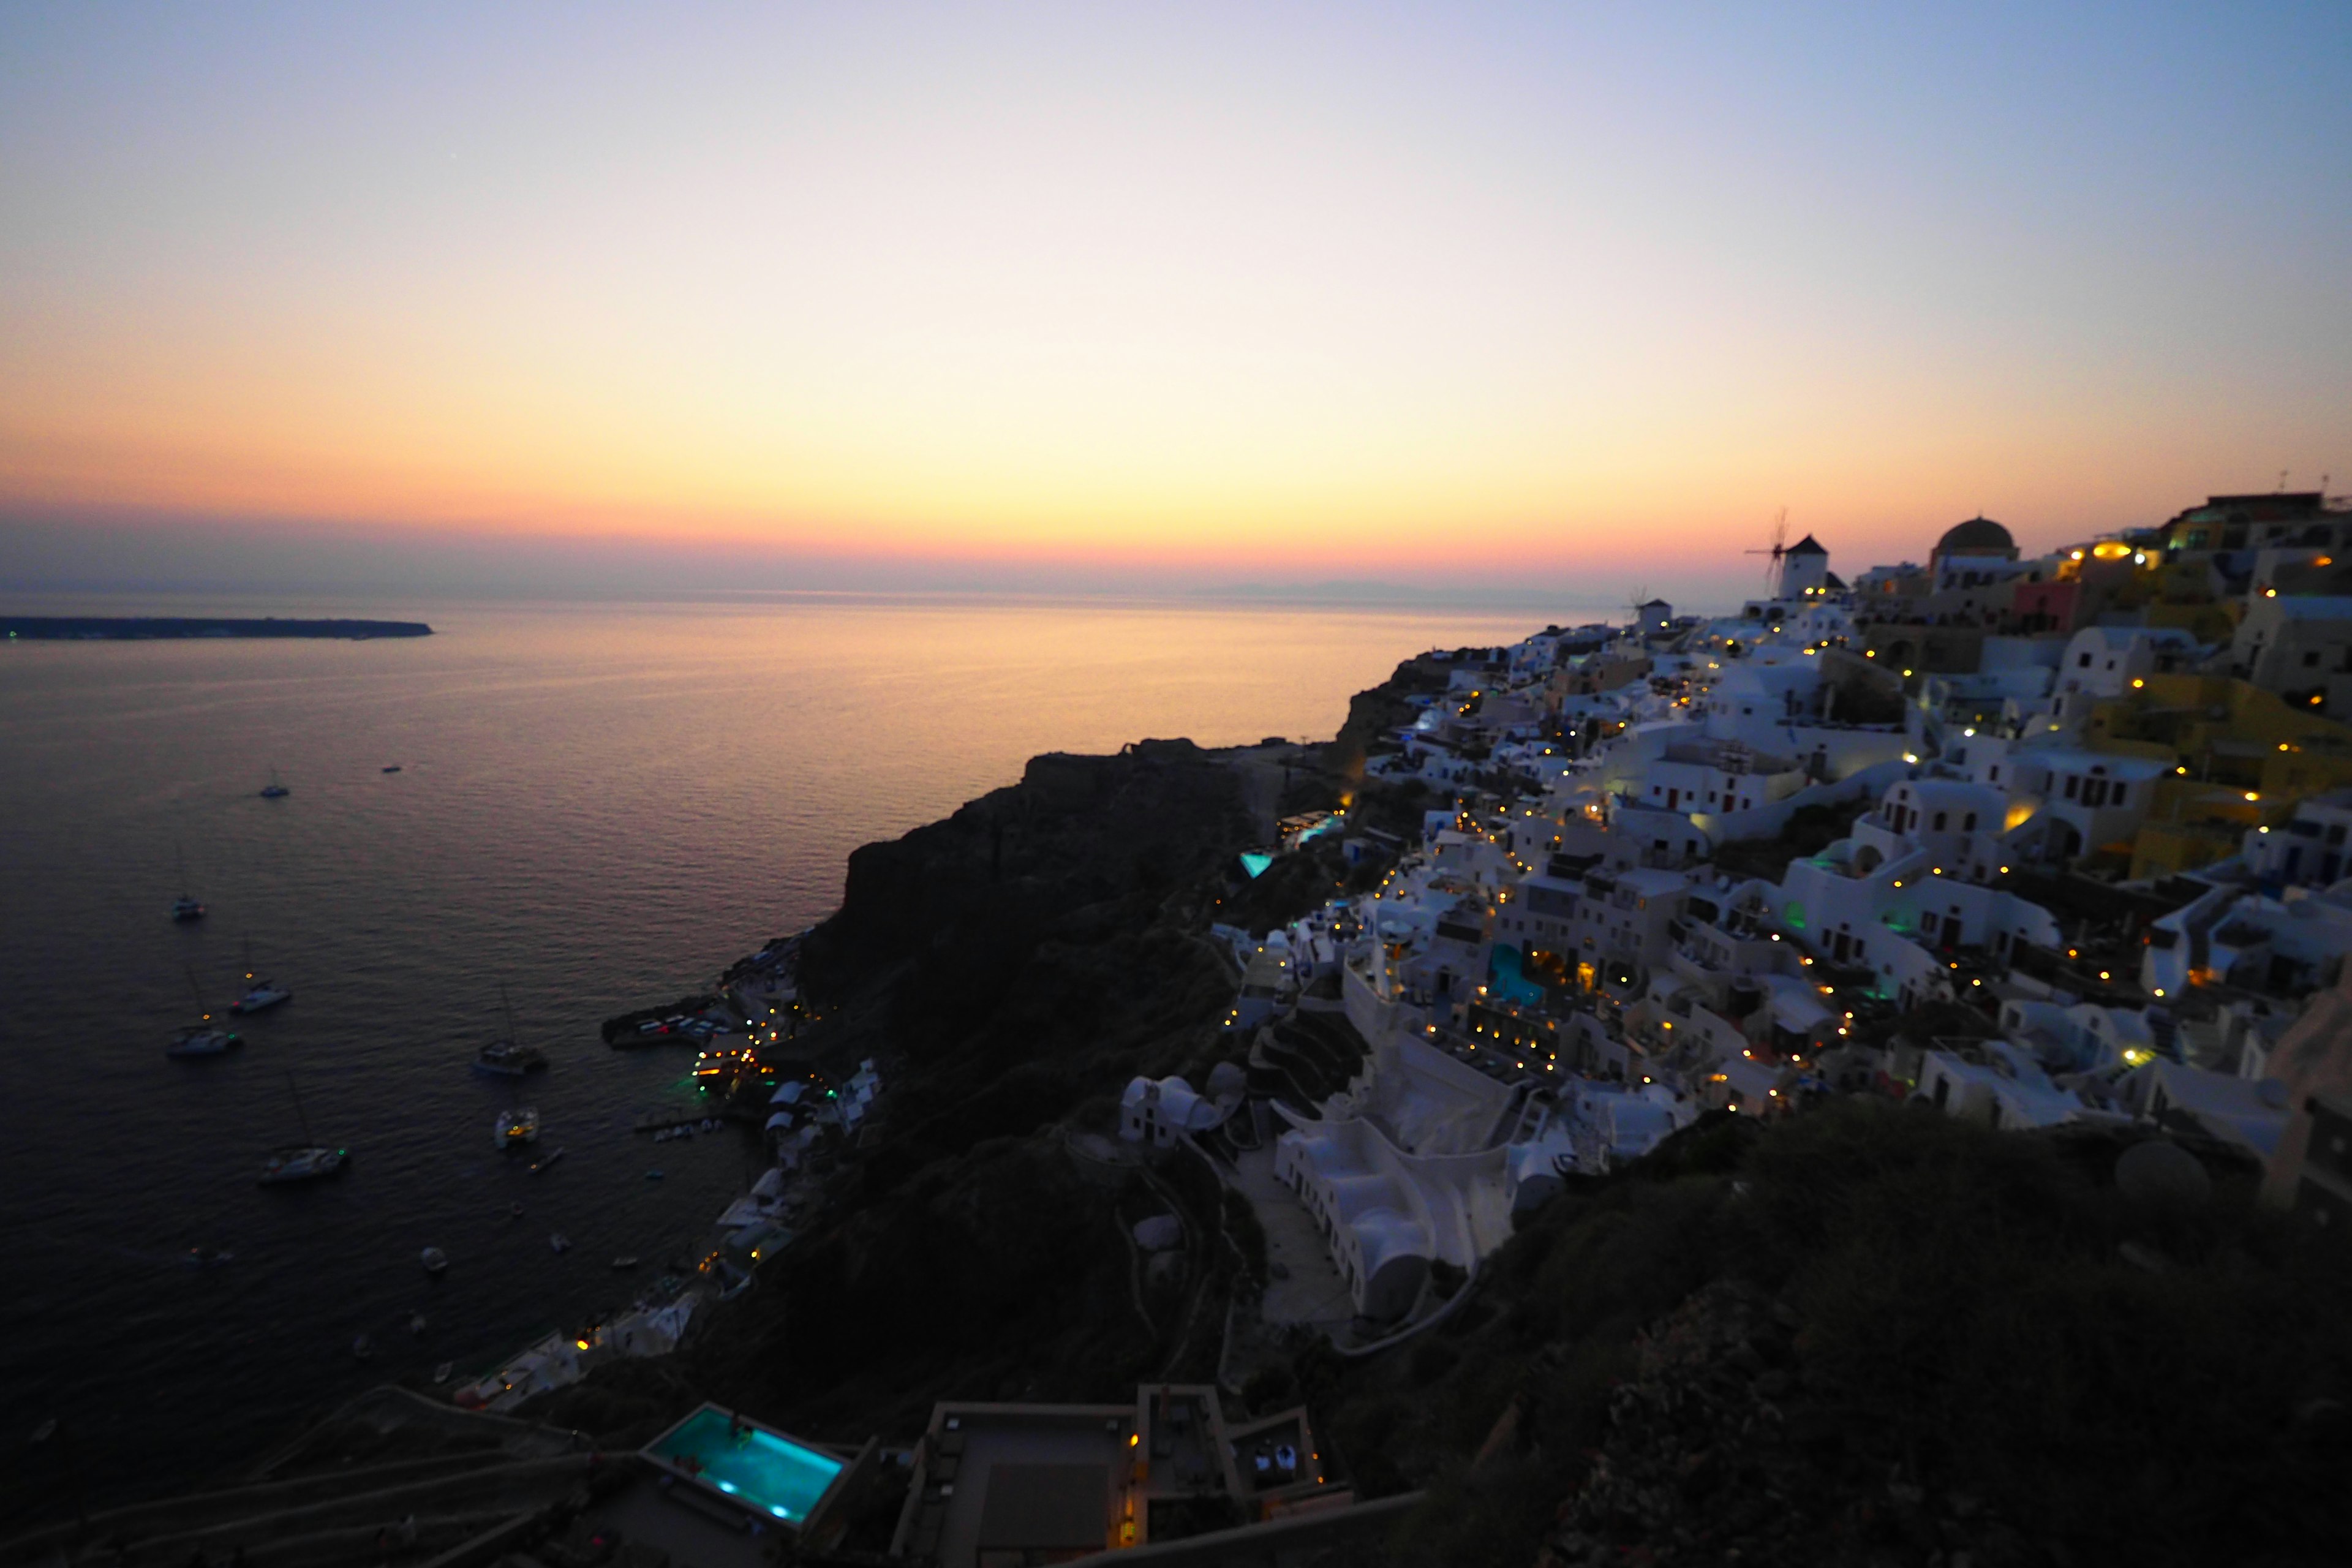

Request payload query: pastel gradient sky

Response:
[4,2,2350,603]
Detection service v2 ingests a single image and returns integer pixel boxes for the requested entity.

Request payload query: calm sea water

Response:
[0,592,1569,1513]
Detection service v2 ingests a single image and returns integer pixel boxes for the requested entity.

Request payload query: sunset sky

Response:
[4,3,2349,604]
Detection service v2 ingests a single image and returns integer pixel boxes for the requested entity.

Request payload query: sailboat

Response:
[171,842,206,923]
[258,767,290,799]
[258,1071,348,1184]
[167,964,242,1057]
[230,940,292,1014]
[473,982,549,1076]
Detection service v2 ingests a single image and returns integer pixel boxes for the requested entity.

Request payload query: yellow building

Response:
[2080,674,2352,878]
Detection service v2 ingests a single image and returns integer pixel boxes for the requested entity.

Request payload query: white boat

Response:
[258,1145,346,1183]
[258,1074,347,1185]
[549,1232,571,1254]
[475,984,549,1076]
[170,844,205,922]
[231,978,292,1014]
[168,963,240,1057]
[421,1246,450,1275]
[495,1106,541,1150]
[168,1025,242,1057]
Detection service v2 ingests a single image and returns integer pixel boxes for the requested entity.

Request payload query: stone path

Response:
[1229,1146,1353,1326]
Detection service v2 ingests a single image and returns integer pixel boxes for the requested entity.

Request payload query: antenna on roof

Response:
[1743,508,1789,586]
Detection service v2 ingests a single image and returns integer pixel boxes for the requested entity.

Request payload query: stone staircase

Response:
[1,1391,595,1568]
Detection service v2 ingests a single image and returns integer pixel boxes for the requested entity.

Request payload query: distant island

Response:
[1,616,433,640]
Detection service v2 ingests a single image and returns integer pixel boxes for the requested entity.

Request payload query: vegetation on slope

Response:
[1299,1103,2352,1567]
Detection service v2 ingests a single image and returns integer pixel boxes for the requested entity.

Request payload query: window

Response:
[1963,812,1977,831]
[1932,812,1948,831]
[2078,653,2092,668]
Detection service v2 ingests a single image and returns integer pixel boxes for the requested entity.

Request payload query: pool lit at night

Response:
[646,1406,845,1525]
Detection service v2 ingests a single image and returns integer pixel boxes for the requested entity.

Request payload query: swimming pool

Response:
[644,1405,846,1526]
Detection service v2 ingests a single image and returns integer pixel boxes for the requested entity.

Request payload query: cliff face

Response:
[805,737,1247,1011]
[1320,657,1454,787]
[691,739,1261,1431]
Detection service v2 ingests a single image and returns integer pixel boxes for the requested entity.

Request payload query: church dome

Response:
[1936,516,2015,556]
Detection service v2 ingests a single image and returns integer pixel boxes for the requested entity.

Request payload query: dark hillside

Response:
[687,739,1262,1431]
[1305,1104,2352,1567]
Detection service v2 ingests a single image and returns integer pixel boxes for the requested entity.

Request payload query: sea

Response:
[0,592,1581,1518]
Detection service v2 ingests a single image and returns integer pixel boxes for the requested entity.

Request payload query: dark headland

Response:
[1,616,433,640]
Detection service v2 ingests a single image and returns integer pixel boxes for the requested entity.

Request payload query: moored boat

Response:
[231,977,292,1014]
[494,1106,541,1150]
[258,1145,347,1183]
[421,1246,450,1275]
[168,1024,243,1057]
[473,1039,548,1076]
[258,1072,346,1184]
[473,984,550,1076]
[170,963,240,1056]
[172,894,206,923]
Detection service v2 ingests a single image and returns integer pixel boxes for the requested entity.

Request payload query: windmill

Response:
[1744,507,1790,589]
[1624,584,1666,635]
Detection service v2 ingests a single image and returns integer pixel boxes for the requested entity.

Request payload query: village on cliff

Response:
[1136,489,2352,1335]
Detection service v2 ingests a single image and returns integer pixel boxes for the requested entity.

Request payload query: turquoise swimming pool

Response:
[646,1406,845,1526]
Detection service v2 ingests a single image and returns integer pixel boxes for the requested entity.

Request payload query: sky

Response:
[3,2,2350,606]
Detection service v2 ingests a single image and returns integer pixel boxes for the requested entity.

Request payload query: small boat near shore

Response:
[259,767,290,799]
[529,1147,566,1174]
[475,1039,548,1076]
[495,1106,541,1150]
[611,1255,639,1271]
[474,985,550,1076]
[183,1246,235,1267]
[421,1246,450,1275]
[549,1232,571,1254]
